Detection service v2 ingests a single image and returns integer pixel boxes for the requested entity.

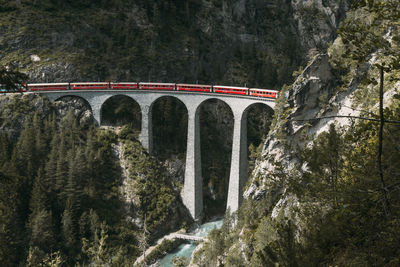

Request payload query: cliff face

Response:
[0,0,348,88]
[245,54,340,201]
[291,0,349,50]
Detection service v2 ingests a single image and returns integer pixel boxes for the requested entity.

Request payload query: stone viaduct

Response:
[40,90,275,219]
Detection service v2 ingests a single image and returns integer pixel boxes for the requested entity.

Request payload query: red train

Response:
[24,82,279,99]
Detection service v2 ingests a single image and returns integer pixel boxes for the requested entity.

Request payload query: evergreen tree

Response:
[29,209,55,252]
[62,197,77,257]
[302,124,344,207]
[0,171,24,266]
[0,65,28,92]
[55,133,68,195]
[0,133,10,167]
[29,169,48,214]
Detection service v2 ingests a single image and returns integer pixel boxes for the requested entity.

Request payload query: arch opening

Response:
[100,95,141,131]
[198,98,234,219]
[55,95,94,127]
[245,103,274,175]
[152,96,188,160]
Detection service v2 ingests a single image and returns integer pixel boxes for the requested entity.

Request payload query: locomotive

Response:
[23,82,279,99]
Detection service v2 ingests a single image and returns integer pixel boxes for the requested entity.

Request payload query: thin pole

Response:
[378,65,390,216]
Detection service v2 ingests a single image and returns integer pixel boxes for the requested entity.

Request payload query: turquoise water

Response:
[158,220,223,267]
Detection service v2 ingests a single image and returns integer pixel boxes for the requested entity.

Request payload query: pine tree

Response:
[45,134,60,193]
[0,170,24,266]
[29,169,48,214]
[82,221,109,266]
[62,197,77,255]
[0,66,28,92]
[55,133,68,194]
[0,133,10,168]
[29,209,55,252]
[33,113,47,164]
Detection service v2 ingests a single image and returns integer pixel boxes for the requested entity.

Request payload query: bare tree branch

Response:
[292,115,400,124]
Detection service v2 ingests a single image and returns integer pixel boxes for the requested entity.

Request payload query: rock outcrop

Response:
[242,53,364,221]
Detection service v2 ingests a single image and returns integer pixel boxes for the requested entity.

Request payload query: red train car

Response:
[28,83,69,91]
[177,84,212,92]
[111,82,139,90]
[213,85,248,95]
[249,88,279,99]
[71,82,109,90]
[139,82,175,90]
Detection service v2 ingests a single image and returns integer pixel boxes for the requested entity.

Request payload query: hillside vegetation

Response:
[0,94,188,266]
[193,1,400,266]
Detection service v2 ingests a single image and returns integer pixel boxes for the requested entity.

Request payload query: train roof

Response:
[177,83,211,87]
[112,82,138,84]
[213,85,248,89]
[70,82,109,85]
[28,83,69,86]
[249,88,279,92]
[139,82,175,85]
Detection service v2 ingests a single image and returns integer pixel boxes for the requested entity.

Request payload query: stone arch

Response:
[54,95,94,125]
[100,95,141,129]
[242,102,275,176]
[150,95,189,159]
[55,95,93,112]
[243,102,275,146]
[196,98,235,217]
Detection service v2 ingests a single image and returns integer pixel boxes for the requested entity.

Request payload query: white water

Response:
[158,220,223,267]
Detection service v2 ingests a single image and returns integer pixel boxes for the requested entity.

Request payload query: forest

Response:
[0,95,191,266]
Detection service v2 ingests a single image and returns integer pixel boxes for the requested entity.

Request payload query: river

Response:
[157,219,223,266]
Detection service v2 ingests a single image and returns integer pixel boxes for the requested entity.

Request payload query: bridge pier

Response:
[139,103,153,153]
[227,110,248,213]
[183,106,203,219]
[92,108,101,126]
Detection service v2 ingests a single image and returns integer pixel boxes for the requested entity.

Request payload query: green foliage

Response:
[0,65,28,92]
[328,0,400,104]
[82,221,110,266]
[26,246,63,267]
[142,239,178,265]
[0,96,141,266]
[171,255,189,267]
[120,135,185,234]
